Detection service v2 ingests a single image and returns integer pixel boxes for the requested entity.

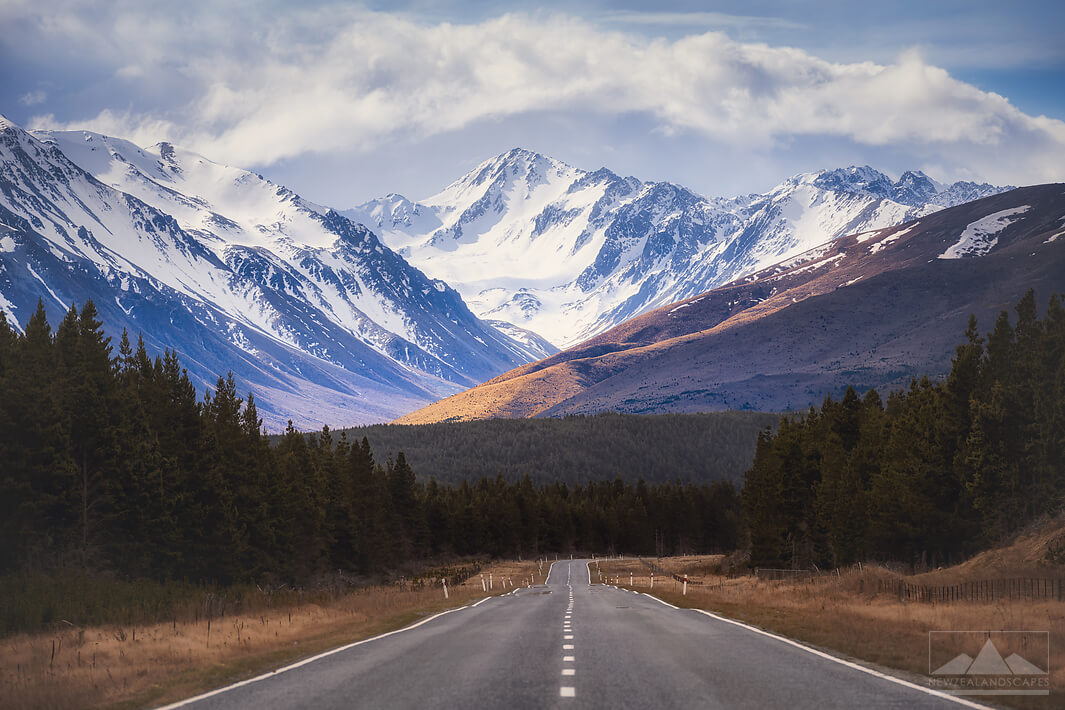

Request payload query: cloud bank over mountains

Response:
[5,2,1065,200]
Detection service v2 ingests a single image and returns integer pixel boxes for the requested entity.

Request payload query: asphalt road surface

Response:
[160,560,984,709]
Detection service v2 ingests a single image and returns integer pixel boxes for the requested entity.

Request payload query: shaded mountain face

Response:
[0,115,552,429]
[394,184,1065,424]
[348,152,1007,348]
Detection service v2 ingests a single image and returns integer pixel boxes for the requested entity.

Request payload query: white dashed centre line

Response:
[559,570,577,699]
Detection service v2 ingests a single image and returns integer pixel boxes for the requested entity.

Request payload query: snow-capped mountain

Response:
[0,115,551,429]
[347,150,1007,348]
[396,183,1065,424]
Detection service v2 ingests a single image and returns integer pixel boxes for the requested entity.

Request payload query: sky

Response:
[2,0,1064,207]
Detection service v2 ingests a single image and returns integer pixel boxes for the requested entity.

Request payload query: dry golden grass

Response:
[597,554,1064,709]
[913,521,1065,585]
[0,560,538,710]
[393,360,589,423]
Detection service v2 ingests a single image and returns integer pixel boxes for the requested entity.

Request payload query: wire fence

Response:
[886,576,1065,603]
[623,557,1065,603]
[695,564,1065,603]
[754,568,819,581]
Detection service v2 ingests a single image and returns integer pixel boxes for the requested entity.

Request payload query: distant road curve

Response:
[158,560,985,709]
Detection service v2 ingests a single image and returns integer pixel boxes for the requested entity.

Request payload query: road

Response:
[160,560,983,709]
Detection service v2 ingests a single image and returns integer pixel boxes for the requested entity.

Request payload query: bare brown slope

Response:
[395,184,1065,423]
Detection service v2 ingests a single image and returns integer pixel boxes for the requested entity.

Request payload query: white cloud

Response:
[17,4,1065,188]
[599,10,805,31]
[18,89,47,106]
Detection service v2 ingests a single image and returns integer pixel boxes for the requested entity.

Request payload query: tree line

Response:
[331,411,778,487]
[742,290,1065,570]
[0,301,740,585]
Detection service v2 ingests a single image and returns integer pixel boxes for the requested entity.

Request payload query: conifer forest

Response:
[0,301,739,588]
[1,290,1062,598]
[743,290,1065,570]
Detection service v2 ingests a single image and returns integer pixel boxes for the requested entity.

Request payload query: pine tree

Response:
[743,427,789,567]
[69,300,118,564]
[269,422,327,580]
[0,310,23,570]
[388,451,425,558]
[10,301,78,566]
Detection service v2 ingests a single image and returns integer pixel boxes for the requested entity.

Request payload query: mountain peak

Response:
[0,115,32,144]
[500,146,546,161]
[480,146,573,178]
[809,165,894,197]
[893,170,943,205]
[427,147,581,208]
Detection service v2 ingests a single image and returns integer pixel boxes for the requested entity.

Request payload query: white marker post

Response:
[442,579,449,599]
[630,572,633,586]
[489,573,494,590]
[683,574,688,596]
[481,574,486,592]
[650,573,654,589]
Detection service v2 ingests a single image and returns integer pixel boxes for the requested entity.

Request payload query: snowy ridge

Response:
[0,116,553,428]
[350,157,1008,347]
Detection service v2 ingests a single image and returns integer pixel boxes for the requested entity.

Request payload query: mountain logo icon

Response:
[933,638,1047,676]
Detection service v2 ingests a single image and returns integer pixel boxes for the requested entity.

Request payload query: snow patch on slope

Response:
[939,206,1030,259]
[869,223,917,255]
[0,291,18,321]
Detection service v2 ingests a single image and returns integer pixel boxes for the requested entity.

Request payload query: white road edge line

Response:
[470,596,492,608]
[154,601,481,709]
[688,609,990,710]
[640,592,678,610]
[592,563,986,709]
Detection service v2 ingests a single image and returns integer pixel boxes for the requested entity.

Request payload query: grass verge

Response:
[595,556,1063,709]
[0,560,538,710]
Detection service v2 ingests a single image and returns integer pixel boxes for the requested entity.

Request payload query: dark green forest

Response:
[4,288,1061,608]
[0,301,740,589]
[330,411,778,486]
[743,290,1065,570]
